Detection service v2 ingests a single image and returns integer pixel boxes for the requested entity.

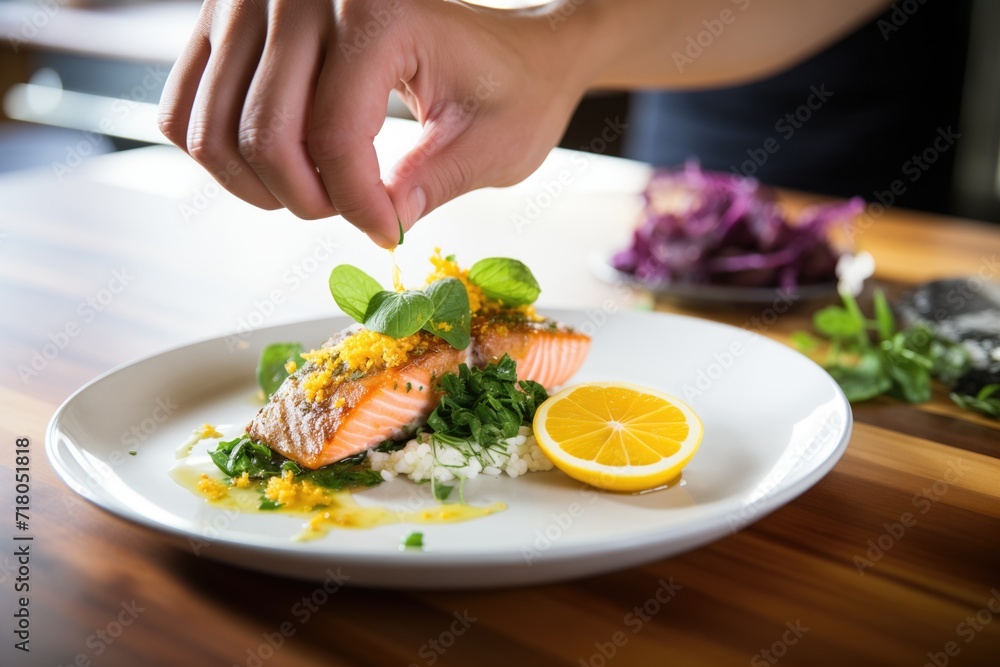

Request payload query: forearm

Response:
[548,0,892,90]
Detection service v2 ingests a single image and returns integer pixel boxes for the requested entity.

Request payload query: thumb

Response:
[386,108,482,231]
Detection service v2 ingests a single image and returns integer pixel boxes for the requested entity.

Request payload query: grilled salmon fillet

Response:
[248,335,467,469]
[248,315,590,469]
[472,316,591,390]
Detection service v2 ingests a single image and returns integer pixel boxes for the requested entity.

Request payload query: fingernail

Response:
[406,186,426,226]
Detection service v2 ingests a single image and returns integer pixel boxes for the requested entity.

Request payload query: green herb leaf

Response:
[296,452,382,491]
[790,330,821,354]
[422,278,471,350]
[468,258,541,306]
[364,290,435,338]
[329,265,383,323]
[813,306,863,339]
[208,433,382,491]
[257,342,304,399]
[433,483,454,502]
[258,498,282,510]
[826,351,892,402]
[426,355,547,449]
[402,531,424,548]
[873,289,895,341]
[950,384,1000,419]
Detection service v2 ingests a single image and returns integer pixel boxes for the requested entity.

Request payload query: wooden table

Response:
[2,120,998,666]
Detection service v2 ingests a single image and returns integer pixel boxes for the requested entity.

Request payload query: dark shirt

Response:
[624,0,970,214]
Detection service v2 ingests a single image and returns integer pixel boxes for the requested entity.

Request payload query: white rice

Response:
[367,425,553,484]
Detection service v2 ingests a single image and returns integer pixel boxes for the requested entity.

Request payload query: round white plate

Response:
[47,310,851,589]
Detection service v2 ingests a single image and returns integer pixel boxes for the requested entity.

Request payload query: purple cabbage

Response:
[612,162,864,291]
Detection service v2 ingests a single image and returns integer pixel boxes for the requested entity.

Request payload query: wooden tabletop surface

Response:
[1,121,999,666]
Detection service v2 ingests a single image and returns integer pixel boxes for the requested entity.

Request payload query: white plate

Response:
[47,310,851,589]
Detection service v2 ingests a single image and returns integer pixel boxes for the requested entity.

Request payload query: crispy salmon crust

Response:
[248,337,467,469]
[248,317,590,469]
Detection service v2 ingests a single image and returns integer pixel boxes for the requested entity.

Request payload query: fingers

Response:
[238,1,337,220]
[167,0,282,210]
[308,39,404,247]
[158,2,212,150]
[386,104,478,232]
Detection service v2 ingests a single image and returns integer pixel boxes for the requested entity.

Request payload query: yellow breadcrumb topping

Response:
[436,321,453,332]
[426,247,485,312]
[284,360,297,374]
[265,470,334,511]
[299,329,430,402]
[231,471,251,489]
[197,474,229,500]
[425,247,542,321]
[333,397,346,408]
[194,423,223,440]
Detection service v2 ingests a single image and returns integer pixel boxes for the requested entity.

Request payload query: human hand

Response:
[158,0,595,247]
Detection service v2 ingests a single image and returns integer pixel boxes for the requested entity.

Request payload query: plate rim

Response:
[45,309,853,574]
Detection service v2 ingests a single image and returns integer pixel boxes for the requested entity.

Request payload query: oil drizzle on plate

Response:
[390,249,404,292]
[170,454,505,541]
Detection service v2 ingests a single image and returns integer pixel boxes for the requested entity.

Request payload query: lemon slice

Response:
[532,382,703,492]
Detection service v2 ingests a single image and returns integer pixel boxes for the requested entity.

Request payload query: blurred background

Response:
[1,0,998,221]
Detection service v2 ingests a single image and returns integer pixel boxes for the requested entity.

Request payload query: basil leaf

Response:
[468,258,541,306]
[813,306,862,339]
[790,331,820,354]
[402,531,424,548]
[422,278,471,350]
[257,342,304,399]
[329,264,383,323]
[364,290,435,338]
[433,483,454,502]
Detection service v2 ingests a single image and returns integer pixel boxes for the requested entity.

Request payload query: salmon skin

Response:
[247,316,590,469]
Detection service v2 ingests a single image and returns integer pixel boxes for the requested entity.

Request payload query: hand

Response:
[158,0,594,247]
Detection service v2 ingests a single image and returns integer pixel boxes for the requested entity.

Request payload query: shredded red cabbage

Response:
[612,162,864,291]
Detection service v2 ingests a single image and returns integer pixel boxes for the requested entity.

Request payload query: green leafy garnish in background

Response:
[950,384,1000,419]
[468,257,541,306]
[257,342,304,398]
[793,289,969,404]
